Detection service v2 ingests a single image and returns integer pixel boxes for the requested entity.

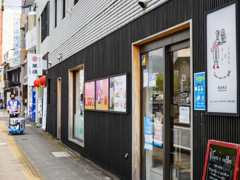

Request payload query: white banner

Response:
[28,54,42,76]
[207,3,237,114]
[41,88,47,131]
[38,98,42,118]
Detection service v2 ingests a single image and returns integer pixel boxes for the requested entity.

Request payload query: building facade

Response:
[47,0,240,179]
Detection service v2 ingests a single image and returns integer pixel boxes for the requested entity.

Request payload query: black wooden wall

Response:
[47,0,238,179]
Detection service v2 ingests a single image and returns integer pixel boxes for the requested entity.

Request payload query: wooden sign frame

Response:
[202,140,240,180]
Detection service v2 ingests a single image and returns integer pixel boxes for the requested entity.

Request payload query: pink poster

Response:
[95,78,109,111]
[84,81,95,110]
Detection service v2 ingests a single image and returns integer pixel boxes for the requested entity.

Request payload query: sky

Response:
[4,0,21,11]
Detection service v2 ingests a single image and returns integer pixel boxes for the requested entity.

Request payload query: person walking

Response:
[7,93,21,117]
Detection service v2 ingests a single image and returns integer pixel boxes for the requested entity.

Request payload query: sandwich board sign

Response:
[202,140,240,180]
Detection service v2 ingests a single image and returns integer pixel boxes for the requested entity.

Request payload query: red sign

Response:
[202,140,240,180]
[32,56,38,62]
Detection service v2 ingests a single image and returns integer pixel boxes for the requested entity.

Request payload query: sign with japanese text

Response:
[194,72,205,110]
[14,50,20,56]
[28,54,43,75]
[144,117,153,151]
[14,58,20,64]
[13,28,20,34]
[206,3,237,114]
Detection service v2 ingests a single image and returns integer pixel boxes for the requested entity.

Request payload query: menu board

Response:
[109,75,127,113]
[84,81,95,110]
[202,140,240,180]
[95,78,109,111]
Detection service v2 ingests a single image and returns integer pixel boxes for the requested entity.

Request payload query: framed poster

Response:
[84,81,95,110]
[202,140,240,180]
[109,73,129,113]
[205,2,239,116]
[95,78,109,111]
[194,72,205,110]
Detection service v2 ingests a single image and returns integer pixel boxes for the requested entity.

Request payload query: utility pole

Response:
[1,0,3,11]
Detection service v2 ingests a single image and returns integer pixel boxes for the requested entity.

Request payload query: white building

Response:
[2,9,21,62]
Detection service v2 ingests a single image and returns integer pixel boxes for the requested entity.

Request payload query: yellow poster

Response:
[0,74,2,83]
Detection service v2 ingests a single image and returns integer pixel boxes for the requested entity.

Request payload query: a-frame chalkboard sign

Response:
[202,140,240,180]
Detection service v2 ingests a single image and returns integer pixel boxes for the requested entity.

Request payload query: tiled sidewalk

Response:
[0,110,119,180]
[0,113,28,180]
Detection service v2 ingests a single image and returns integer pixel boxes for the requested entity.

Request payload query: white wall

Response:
[2,9,21,61]
[48,0,168,67]
[35,0,50,55]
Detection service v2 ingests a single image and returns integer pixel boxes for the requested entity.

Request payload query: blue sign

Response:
[14,36,20,41]
[14,58,20,63]
[14,50,20,56]
[14,43,20,49]
[14,21,20,27]
[14,28,20,34]
[144,117,153,151]
[194,72,205,110]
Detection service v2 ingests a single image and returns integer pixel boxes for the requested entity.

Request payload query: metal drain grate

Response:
[52,151,70,157]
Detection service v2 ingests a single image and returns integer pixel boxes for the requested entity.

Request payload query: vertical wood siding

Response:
[47,0,239,179]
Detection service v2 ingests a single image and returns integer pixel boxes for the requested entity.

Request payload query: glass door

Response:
[142,48,164,180]
[170,48,191,180]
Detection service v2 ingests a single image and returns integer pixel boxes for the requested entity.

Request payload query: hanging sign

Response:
[194,72,205,110]
[144,117,153,151]
[202,140,240,180]
[206,3,238,115]
[28,54,42,75]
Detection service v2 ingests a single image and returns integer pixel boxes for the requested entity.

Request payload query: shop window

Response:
[68,64,84,147]
[73,68,84,142]
[142,48,165,179]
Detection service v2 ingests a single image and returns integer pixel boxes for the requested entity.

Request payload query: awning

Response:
[0,97,5,99]
[6,65,21,72]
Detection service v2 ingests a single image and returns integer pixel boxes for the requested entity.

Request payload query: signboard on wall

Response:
[84,81,95,110]
[194,72,205,110]
[28,54,42,76]
[206,2,238,115]
[95,78,108,111]
[202,140,240,180]
[109,74,127,113]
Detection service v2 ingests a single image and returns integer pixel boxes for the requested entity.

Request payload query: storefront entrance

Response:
[140,29,191,180]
